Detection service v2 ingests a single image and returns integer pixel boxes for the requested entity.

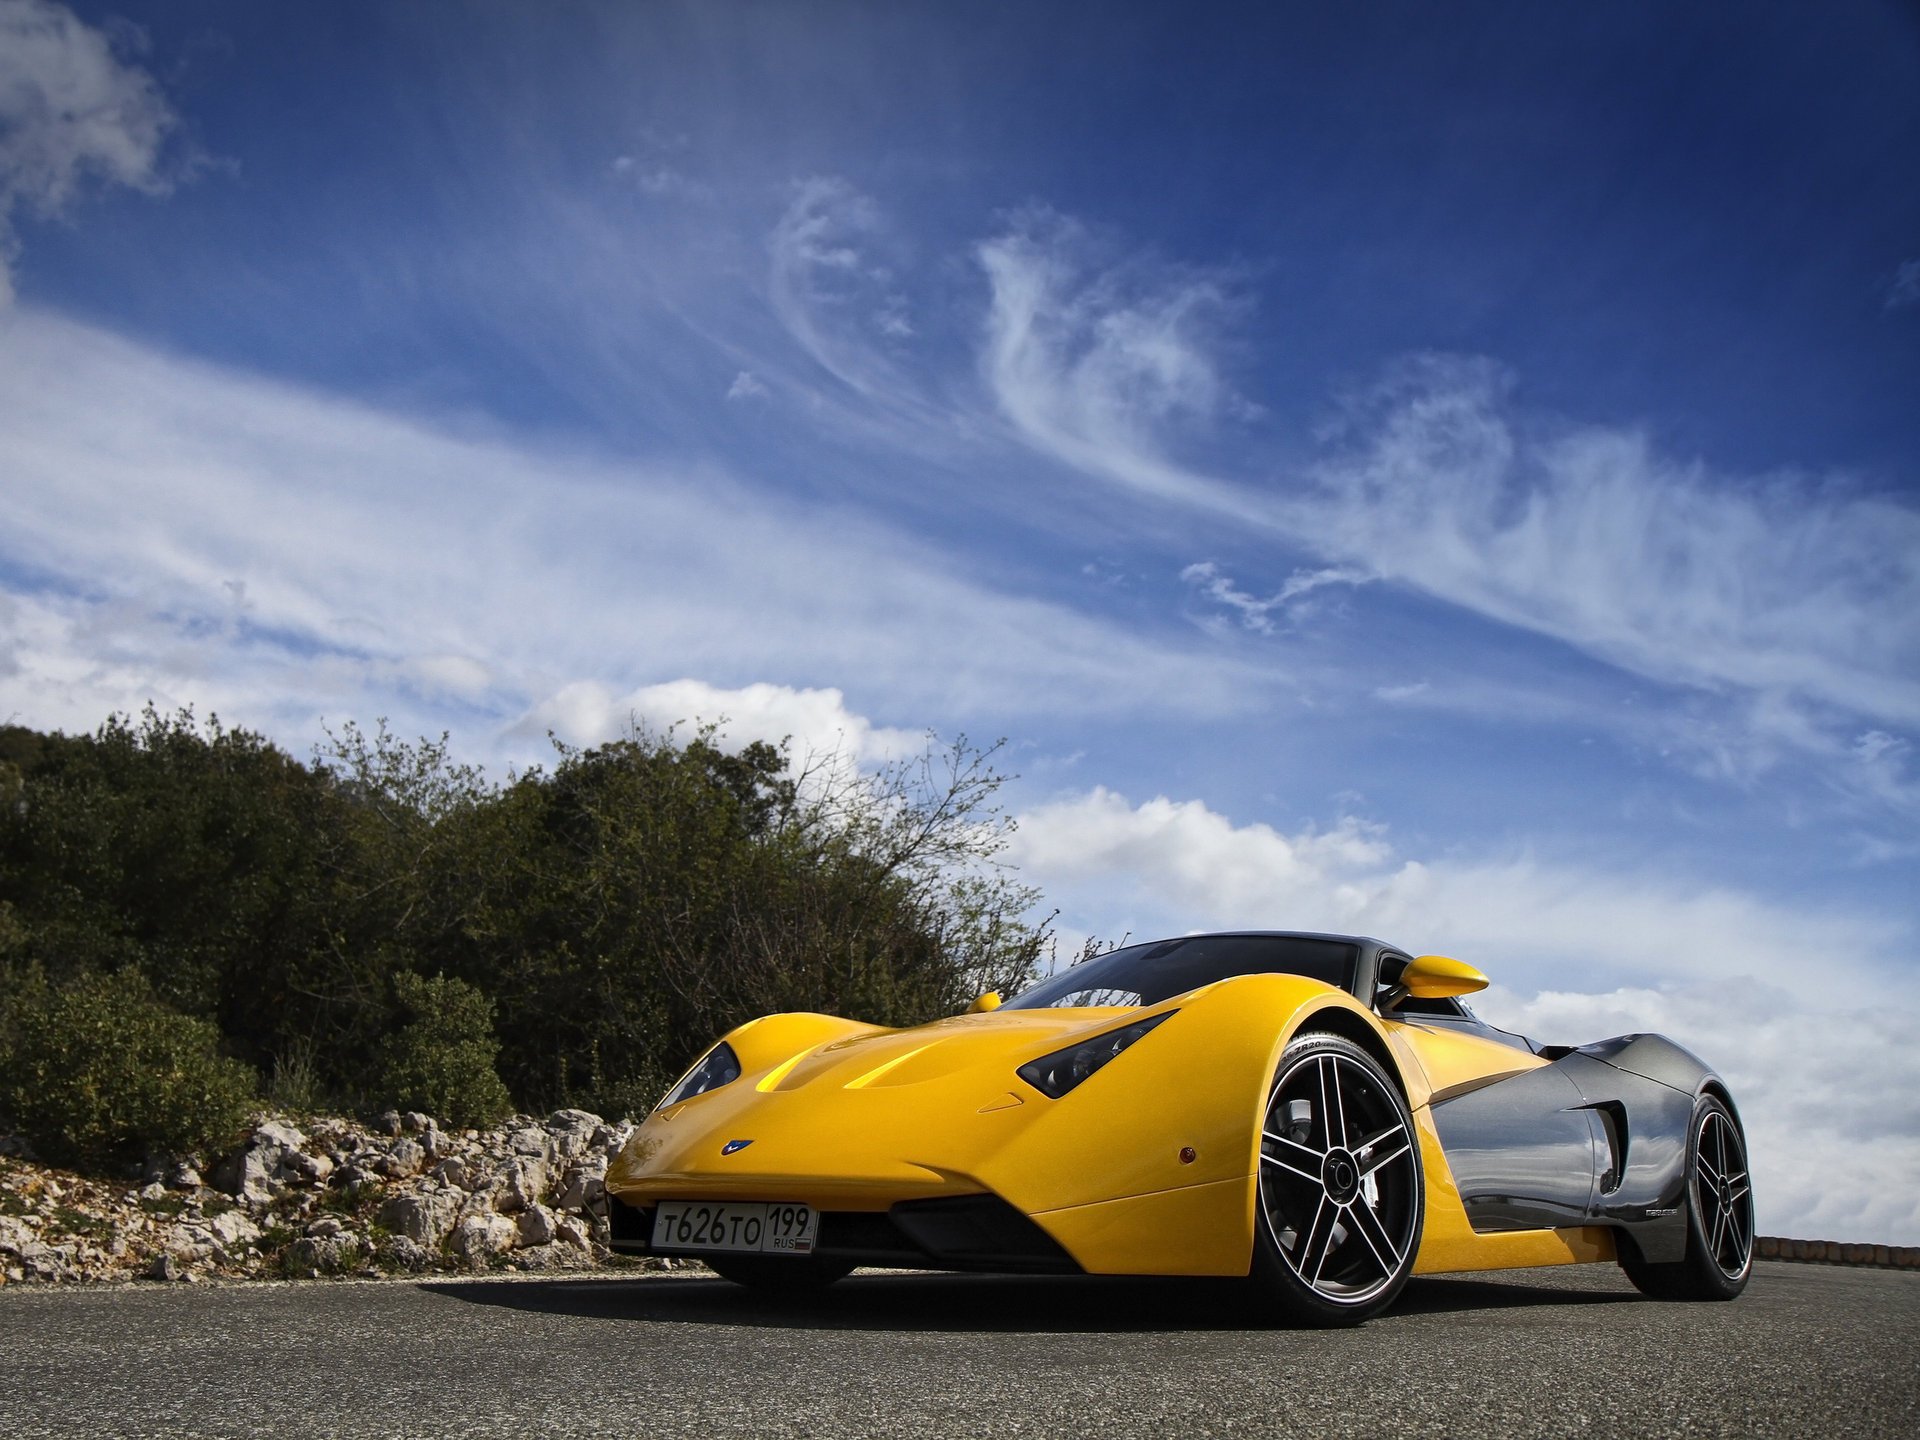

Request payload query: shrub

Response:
[0,969,256,1170]
[374,972,512,1128]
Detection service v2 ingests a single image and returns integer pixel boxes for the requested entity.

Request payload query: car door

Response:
[1389,1008,1601,1232]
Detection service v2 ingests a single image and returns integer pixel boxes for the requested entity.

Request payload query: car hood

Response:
[729,1005,1146,1096]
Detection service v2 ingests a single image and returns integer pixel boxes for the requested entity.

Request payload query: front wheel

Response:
[703,1254,855,1291]
[1619,1093,1753,1301]
[1251,1032,1423,1326]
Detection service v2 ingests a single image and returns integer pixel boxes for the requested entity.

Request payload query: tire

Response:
[1251,1032,1423,1326]
[1618,1093,1753,1301]
[703,1254,855,1291]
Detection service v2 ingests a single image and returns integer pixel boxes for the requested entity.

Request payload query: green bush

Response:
[0,969,257,1170]
[374,972,512,1127]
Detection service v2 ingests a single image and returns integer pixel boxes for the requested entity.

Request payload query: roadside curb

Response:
[1757,1236,1920,1270]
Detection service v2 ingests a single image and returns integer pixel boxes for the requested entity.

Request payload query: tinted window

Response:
[1005,934,1357,1010]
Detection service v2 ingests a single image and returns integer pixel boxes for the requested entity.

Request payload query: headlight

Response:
[1016,1012,1175,1098]
[659,1041,742,1108]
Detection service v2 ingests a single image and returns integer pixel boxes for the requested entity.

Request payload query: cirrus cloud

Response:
[976,219,1920,781]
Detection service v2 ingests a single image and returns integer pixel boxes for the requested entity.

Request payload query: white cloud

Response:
[511,678,926,770]
[613,159,690,197]
[1182,560,1371,634]
[768,176,913,398]
[1018,785,1905,996]
[609,127,705,200]
[1885,258,1920,312]
[1010,787,1395,929]
[1008,784,1918,1241]
[1008,787,1900,991]
[1299,356,1920,729]
[976,218,1920,770]
[0,0,180,303]
[1373,681,1431,703]
[977,210,1267,523]
[0,308,1262,762]
[725,369,767,401]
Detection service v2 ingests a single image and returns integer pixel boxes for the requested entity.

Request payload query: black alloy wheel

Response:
[1619,1092,1754,1301]
[1252,1031,1423,1326]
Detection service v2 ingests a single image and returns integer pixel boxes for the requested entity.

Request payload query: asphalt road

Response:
[1,1262,1914,1438]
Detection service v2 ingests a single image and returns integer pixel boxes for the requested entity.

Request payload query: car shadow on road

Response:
[421,1267,1639,1334]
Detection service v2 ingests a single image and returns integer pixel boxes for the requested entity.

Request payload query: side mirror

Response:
[966,991,1003,1014]
[1402,954,1489,999]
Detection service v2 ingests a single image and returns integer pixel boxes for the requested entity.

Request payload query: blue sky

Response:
[3,1,1918,1240]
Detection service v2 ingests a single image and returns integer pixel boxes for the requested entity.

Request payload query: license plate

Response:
[651,1201,819,1256]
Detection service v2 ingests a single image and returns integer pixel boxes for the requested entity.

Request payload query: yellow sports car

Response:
[605,931,1753,1323]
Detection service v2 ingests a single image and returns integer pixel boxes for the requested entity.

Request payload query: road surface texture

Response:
[1,1262,1914,1438]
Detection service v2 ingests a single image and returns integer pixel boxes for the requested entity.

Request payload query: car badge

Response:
[721,1139,754,1156]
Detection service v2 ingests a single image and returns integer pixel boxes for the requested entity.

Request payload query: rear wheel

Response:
[703,1254,855,1291]
[1251,1032,1423,1326]
[1619,1093,1753,1301]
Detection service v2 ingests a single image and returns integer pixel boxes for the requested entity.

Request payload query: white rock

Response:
[515,1205,555,1248]
[385,1139,426,1178]
[280,1150,334,1185]
[0,1216,32,1255]
[164,1160,203,1190]
[208,1212,261,1248]
[494,1157,548,1214]
[331,1164,380,1195]
[554,1160,607,1212]
[254,1119,308,1153]
[378,1190,463,1249]
[385,1236,430,1270]
[546,1110,602,1160]
[162,1227,215,1263]
[288,1233,358,1273]
[213,1147,276,1203]
[553,1215,592,1251]
[508,1126,551,1160]
[450,1214,516,1261]
[590,1123,631,1154]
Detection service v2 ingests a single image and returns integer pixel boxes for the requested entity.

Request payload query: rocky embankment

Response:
[8,1118,1918,1286]
[0,1109,659,1285]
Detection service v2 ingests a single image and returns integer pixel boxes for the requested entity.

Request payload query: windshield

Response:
[1004,934,1358,1010]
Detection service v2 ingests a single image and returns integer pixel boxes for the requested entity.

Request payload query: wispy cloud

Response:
[1885,258,1920,313]
[0,0,183,304]
[976,209,1267,523]
[767,176,913,399]
[1297,355,1920,727]
[610,128,707,201]
[0,308,1265,760]
[975,216,1920,778]
[1181,560,1371,634]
